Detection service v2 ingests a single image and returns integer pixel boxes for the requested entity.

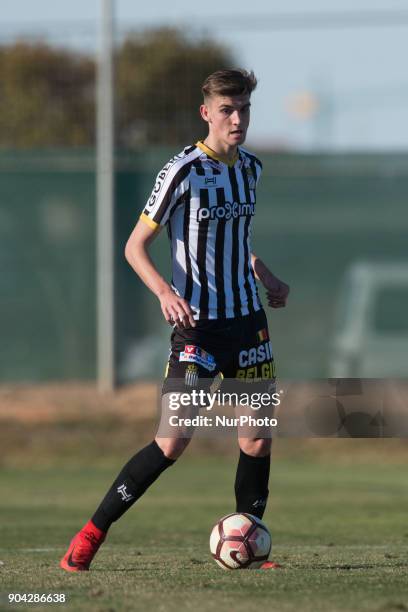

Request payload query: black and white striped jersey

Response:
[140,141,263,320]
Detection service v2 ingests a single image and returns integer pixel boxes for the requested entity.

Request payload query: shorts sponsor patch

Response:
[239,341,273,368]
[235,360,276,381]
[180,345,216,372]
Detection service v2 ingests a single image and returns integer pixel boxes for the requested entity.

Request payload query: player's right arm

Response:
[126,150,197,328]
[125,218,196,329]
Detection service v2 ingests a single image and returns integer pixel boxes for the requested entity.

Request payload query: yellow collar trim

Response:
[196,141,239,168]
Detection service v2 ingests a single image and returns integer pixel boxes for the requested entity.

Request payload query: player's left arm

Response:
[251,253,290,309]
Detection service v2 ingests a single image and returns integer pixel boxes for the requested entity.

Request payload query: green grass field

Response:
[1,448,408,612]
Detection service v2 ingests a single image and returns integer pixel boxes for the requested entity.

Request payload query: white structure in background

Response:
[97,0,115,391]
[330,262,408,377]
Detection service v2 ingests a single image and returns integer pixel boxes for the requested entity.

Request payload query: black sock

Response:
[234,449,270,519]
[91,440,175,532]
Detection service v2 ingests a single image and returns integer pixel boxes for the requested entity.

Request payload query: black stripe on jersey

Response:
[197,189,210,318]
[240,160,256,313]
[184,145,196,155]
[193,160,206,176]
[228,166,242,318]
[244,214,258,311]
[167,222,173,264]
[214,187,227,318]
[154,162,192,224]
[168,190,188,221]
[208,159,222,175]
[165,182,190,288]
[183,184,193,302]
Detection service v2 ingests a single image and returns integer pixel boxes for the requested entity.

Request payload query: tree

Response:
[0,42,94,147]
[116,28,233,147]
[0,30,233,148]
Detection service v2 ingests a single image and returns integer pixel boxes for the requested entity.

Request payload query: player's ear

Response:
[200,103,210,123]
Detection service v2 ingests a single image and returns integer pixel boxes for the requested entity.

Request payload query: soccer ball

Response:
[210,512,271,569]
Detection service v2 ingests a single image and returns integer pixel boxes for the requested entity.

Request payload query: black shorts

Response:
[162,309,276,395]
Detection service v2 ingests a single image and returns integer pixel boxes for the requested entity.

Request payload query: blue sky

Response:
[2,0,408,151]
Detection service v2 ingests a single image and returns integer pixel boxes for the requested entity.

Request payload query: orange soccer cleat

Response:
[260,560,283,569]
[60,521,106,572]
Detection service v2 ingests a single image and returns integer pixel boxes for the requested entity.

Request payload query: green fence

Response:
[1,149,407,381]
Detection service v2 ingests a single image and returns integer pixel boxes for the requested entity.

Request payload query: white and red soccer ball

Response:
[210,512,271,569]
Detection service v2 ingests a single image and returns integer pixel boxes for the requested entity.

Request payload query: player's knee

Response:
[155,437,190,460]
[238,438,272,457]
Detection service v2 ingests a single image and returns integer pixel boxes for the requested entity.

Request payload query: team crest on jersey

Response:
[246,167,256,190]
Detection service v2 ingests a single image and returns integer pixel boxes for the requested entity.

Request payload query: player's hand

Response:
[262,275,290,309]
[159,287,196,329]
[252,255,290,308]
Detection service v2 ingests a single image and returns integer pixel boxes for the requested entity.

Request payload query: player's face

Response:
[200,94,251,147]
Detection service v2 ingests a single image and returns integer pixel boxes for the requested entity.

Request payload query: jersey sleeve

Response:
[140,158,191,229]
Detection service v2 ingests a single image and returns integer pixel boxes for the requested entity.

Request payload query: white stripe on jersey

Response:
[188,219,201,315]
[238,216,249,316]
[223,219,234,319]
[247,223,259,307]
[205,185,219,317]
[171,211,187,297]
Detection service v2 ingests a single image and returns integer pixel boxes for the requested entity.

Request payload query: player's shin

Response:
[234,448,270,519]
[91,440,175,532]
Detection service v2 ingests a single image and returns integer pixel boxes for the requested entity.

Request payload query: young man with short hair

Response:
[60,69,289,572]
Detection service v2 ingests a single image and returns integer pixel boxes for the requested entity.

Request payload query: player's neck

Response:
[202,137,238,165]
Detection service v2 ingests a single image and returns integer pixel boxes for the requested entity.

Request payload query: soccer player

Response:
[60,69,289,572]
